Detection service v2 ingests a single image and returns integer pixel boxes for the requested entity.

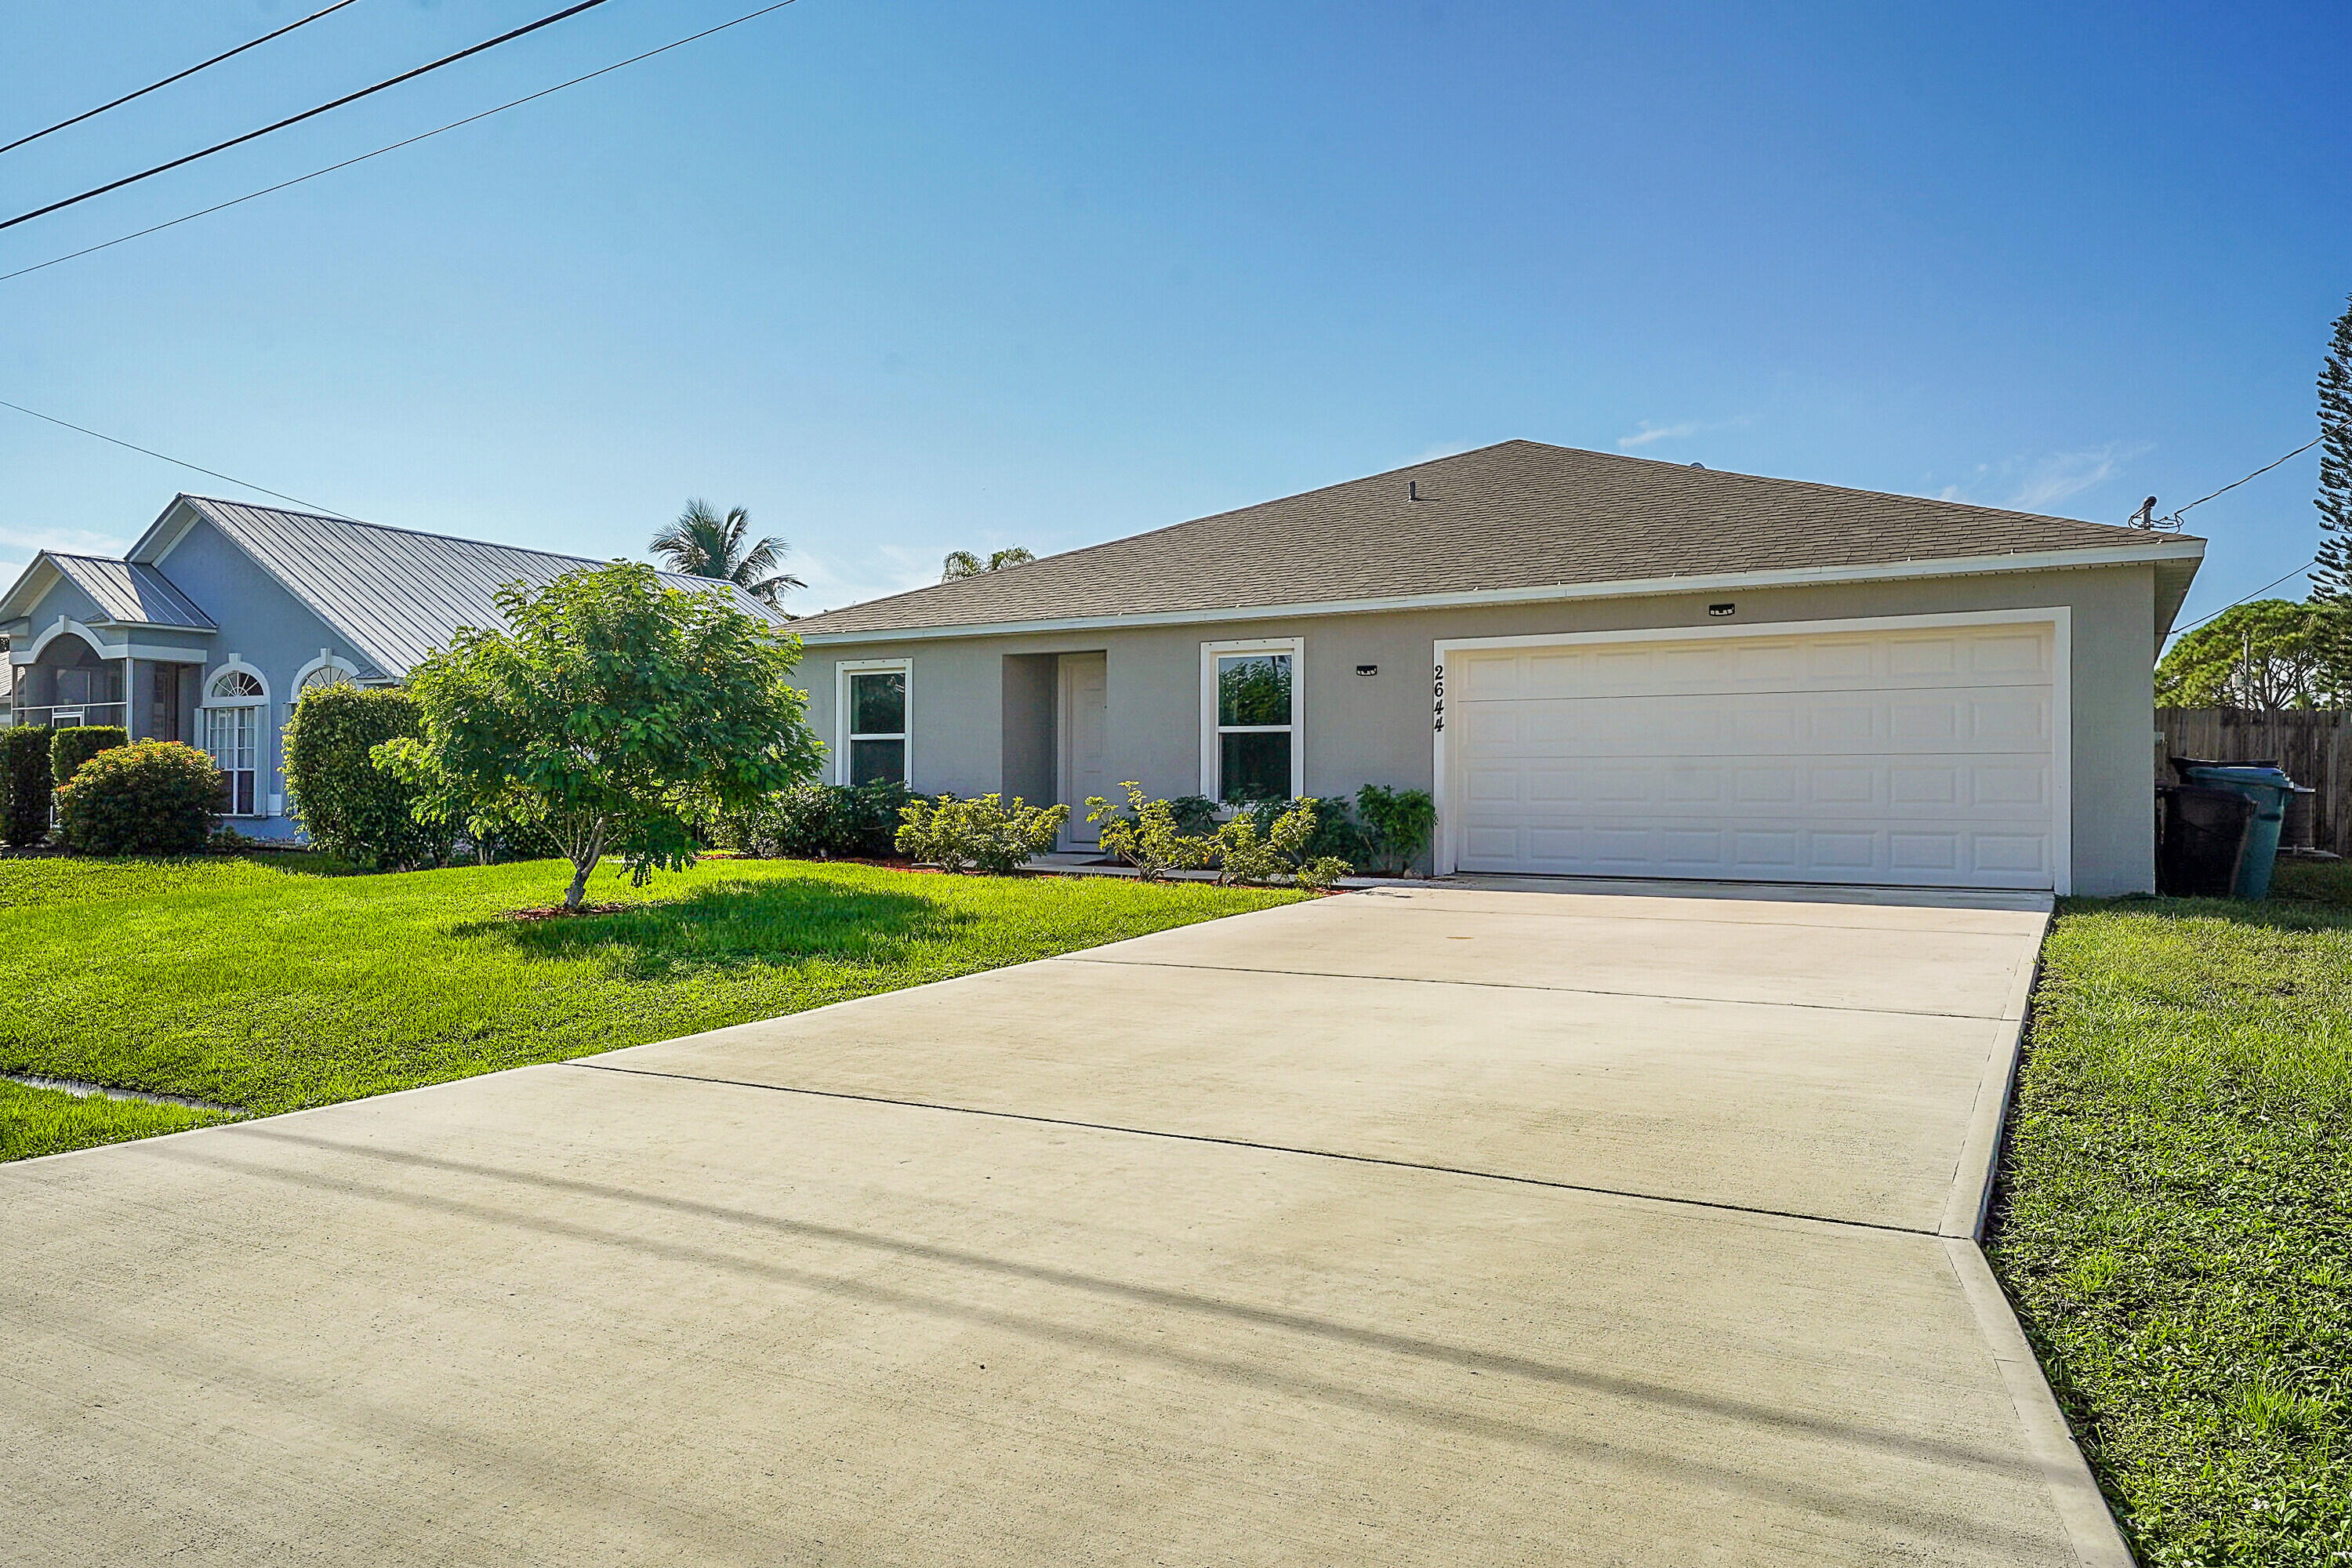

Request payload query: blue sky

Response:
[2,1,2347,624]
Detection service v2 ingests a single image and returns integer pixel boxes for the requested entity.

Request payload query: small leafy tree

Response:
[51,725,127,786]
[1,725,56,846]
[284,684,455,869]
[1087,782,1216,880]
[54,741,219,855]
[376,562,822,910]
[895,793,1068,873]
[2154,600,2349,710]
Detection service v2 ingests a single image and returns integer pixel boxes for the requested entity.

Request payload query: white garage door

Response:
[1443,620,2060,890]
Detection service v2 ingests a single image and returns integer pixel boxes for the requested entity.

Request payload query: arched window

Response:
[202,666,269,816]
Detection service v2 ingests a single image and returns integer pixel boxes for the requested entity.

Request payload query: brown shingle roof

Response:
[796,440,2198,637]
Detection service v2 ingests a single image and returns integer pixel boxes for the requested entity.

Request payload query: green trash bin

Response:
[2177,763,2295,899]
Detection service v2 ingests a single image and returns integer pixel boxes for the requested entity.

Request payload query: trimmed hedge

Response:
[283,684,452,870]
[51,725,127,786]
[2,726,54,847]
[53,741,220,855]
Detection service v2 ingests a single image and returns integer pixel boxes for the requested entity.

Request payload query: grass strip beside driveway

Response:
[1991,859,2352,1568]
[0,855,1302,1163]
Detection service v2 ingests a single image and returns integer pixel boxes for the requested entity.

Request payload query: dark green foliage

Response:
[1240,797,1373,868]
[53,741,220,855]
[725,779,915,859]
[1,726,53,847]
[1354,784,1437,873]
[2312,296,2352,663]
[282,684,453,870]
[50,725,127,786]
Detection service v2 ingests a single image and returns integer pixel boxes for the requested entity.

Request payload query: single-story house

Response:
[792,441,2205,895]
[0,494,775,839]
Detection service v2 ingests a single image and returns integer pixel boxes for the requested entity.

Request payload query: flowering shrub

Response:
[895,793,1069,874]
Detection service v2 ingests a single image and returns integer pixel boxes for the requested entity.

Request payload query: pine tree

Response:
[2313,295,2352,671]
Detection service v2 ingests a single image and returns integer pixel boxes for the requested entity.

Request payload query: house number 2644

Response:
[1432,662,1445,731]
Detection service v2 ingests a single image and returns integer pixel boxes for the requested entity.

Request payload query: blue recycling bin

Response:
[2178,764,2294,900]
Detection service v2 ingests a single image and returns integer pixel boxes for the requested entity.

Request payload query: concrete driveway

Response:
[1,880,2123,1566]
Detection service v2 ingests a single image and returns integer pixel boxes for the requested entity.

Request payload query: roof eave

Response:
[797,538,2208,646]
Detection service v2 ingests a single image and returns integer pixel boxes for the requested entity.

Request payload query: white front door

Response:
[1443,619,2061,890]
[1058,652,1110,849]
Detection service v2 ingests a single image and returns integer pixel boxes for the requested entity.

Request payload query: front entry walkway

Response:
[0,883,2125,1565]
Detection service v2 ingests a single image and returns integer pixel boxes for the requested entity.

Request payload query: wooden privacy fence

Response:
[2158,707,2352,856]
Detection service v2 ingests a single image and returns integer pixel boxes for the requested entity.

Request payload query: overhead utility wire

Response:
[0,0,802,283]
[2143,435,2325,529]
[2169,558,2321,637]
[0,0,614,234]
[0,0,367,158]
[0,397,355,518]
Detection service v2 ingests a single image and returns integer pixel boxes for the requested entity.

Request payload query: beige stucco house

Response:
[791,441,2204,895]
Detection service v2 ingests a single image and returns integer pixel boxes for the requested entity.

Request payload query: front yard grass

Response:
[0,854,1303,1163]
[1990,858,2352,1567]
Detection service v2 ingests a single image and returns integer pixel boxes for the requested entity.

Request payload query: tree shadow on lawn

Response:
[457,876,966,982]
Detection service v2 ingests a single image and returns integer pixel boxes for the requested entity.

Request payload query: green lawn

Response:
[0,854,1303,1163]
[1991,858,2352,1568]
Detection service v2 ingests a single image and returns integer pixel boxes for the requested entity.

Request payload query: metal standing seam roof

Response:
[791,439,2203,637]
[42,554,216,630]
[165,497,788,678]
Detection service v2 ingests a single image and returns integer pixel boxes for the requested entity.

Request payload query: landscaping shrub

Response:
[1241,796,1374,869]
[724,779,916,860]
[1,726,53,847]
[50,724,127,786]
[283,684,454,870]
[53,741,220,855]
[1354,784,1436,874]
[895,793,1069,873]
[1218,798,1353,889]
[1087,782,1215,880]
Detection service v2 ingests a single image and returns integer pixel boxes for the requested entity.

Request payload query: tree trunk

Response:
[561,819,607,910]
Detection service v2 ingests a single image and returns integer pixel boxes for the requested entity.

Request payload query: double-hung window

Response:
[838,660,910,786]
[1201,638,1302,804]
[202,668,267,815]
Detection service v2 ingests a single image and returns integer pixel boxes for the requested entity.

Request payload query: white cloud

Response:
[1617,420,1702,450]
[2009,448,2127,512]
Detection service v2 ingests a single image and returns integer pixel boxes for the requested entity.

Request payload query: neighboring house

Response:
[792,440,2206,895]
[0,495,777,839]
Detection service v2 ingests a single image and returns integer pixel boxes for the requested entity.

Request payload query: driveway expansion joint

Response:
[564,1059,1944,1240]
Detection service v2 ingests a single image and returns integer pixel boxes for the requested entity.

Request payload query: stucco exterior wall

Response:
[797,562,2163,895]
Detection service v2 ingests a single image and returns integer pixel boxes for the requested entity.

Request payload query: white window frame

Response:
[201,658,271,818]
[834,658,912,788]
[1200,637,1305,805]
[288,651,361,726]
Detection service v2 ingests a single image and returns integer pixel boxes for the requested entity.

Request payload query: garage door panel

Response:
[1446,623,2058,890]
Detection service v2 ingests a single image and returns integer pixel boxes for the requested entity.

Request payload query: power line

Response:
[0,0,615,235]
[0,0,802,284]
[0,397,355,518]
[2139,436,2325,529]
[2170,557,2320,637]
[0,0,367,158]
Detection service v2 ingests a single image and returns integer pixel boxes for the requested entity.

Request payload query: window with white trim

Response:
[203,668,267,815]
[1202,639,1302,804]
[840,662,909,786]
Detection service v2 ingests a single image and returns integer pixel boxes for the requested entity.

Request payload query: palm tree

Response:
[651,499,804,610]
[942,546,1035,582]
